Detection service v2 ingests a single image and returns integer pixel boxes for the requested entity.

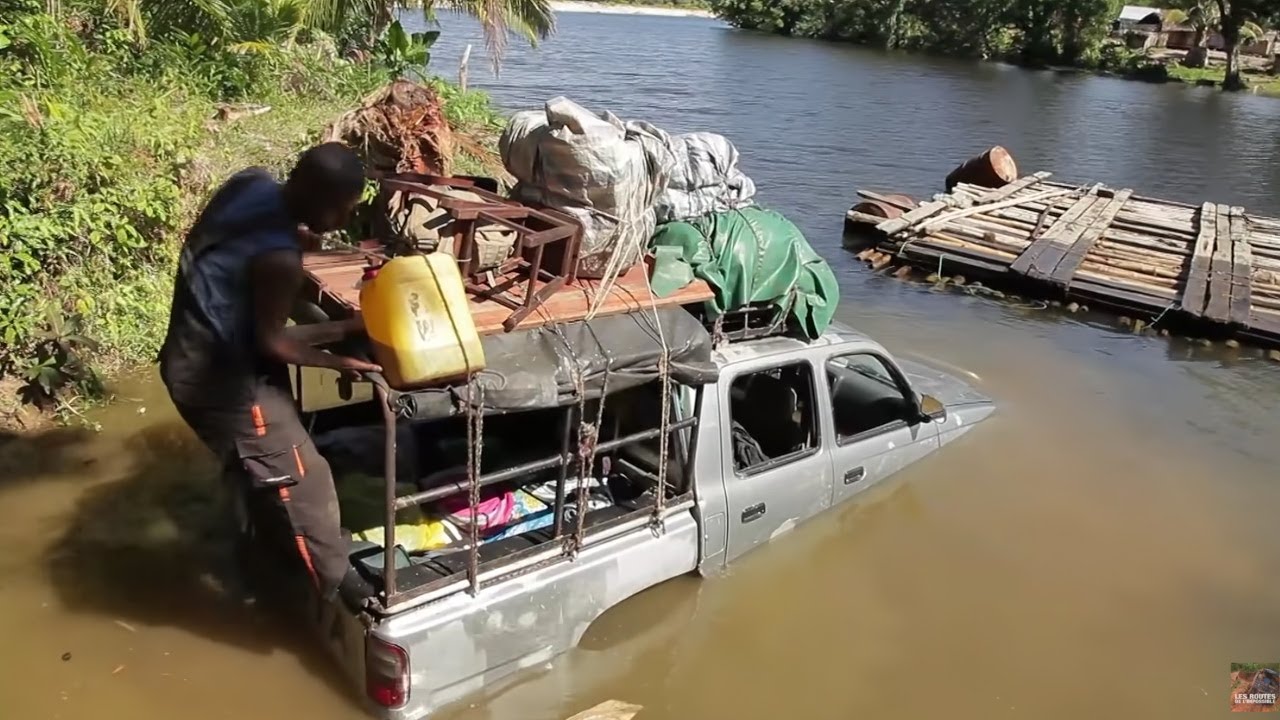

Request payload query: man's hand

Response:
[296,224,327,252]
[333,355,382,380]
[251,250,381,375]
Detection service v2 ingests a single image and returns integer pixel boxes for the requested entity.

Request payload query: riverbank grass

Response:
[0,27,502,428]
[1166,64,1280,96]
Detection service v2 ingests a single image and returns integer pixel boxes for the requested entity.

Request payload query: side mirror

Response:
[917,393,946,424]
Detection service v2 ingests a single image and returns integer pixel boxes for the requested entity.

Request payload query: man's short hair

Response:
[287,142,365,201]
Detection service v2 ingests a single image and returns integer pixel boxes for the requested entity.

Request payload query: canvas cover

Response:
[500,97,673,279]
[655,132,756,224]
[649,207,840,340]
[385,307,717,421]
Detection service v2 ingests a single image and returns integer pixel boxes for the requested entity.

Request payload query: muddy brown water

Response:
[6,11,1280,720]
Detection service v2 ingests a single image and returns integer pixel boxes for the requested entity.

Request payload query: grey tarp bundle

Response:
[499,98,758,277]
[500,97,672,279]
[386,307,717,422]
[655,132,756,224]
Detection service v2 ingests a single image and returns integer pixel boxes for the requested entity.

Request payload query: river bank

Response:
[549,1,714,18]
[0,7,504,433]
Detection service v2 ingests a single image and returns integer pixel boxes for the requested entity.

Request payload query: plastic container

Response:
[359,254,486,390]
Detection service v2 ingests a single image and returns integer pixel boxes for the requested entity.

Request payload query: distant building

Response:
[1115,5,1164,31]
[1112,4,1277,57]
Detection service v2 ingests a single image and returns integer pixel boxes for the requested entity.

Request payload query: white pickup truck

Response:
[286,316,993,719]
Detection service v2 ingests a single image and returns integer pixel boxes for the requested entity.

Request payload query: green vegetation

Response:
[1233,663,1280,673]
[597,0,711,8]
[0,0,532,424]
[709,0,1280,91]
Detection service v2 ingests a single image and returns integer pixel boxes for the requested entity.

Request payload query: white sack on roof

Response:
[654,132,756,224]
[500,97,673,279]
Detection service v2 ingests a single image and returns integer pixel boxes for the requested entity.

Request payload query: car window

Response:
[728,361,819,473]
[826,353,914,442]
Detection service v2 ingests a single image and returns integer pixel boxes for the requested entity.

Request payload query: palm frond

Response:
[105,0,149,43]
[435,0,554,70]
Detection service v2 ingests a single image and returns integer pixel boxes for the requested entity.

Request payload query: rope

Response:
[640,269,672,536]
[465,378,484,596]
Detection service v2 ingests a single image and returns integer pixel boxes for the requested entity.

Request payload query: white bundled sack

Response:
[500,97,672,279]
[655,132,756,224]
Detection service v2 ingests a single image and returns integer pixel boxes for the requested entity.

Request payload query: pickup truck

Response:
[291,319,994,720]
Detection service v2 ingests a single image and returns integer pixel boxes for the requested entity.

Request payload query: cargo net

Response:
[454,312,674,596]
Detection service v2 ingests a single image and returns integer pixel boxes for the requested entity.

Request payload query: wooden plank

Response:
[876,198,954,235]
[1069,279,1171,313]
[1179,202,1217,316]
[1050,188,1133,286]
[1248,311,1280,337]
[1071,270,1178,302]
[1205,203,1236,322]
[1229,206,1253,325]
[855,190,917,210]
[298,258,716,341]
[896,244,1010,274]
[1009,185,1101,278]
[976,171,1052,203]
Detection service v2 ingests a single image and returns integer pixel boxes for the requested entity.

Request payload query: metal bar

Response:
[374,381,399,605]
[681,386,705,490]
[394,415,700,510]
[552,407,573,537]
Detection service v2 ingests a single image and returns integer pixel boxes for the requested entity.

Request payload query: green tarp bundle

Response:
[649,207,839,340]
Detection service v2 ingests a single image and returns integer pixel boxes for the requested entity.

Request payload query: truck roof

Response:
[711,321,879,366]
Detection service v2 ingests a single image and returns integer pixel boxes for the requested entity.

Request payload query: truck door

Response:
[722,357,834,563]
[823,350,940,506]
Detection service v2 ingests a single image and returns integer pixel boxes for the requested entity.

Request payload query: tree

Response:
[1168,0,1270,88]
[100,0,555,64]
[1213,0,1275,90]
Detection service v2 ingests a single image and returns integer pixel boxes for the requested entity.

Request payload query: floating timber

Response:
[847,172,1280,348]
[290,248,716,345]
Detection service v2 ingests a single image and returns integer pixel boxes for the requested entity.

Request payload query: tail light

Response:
[366,635,410,709]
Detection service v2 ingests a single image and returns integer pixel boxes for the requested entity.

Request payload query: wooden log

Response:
[1072,270,1178,300]
[1229,206,1253,326]
[1010,186,1102,278]
[1180,202,1217,316]
[1081,253,1183,280]
[1053,188,1133,286]
[1078,260,1180,286]
[1205,203,1235,322]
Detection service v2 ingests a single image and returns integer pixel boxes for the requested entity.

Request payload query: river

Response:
[4,10,1280,720]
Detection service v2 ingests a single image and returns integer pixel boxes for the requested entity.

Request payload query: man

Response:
[159,142,380,603]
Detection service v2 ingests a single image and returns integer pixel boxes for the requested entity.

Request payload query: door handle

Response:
[844,467,866,486]
[741,503,767,523]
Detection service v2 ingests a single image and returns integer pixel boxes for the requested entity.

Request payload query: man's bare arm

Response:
[250,249,381,375]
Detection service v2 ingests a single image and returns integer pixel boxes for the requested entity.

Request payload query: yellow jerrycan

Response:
[359,254,486,390]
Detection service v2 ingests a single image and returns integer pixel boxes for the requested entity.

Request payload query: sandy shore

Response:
[549,1,715,18]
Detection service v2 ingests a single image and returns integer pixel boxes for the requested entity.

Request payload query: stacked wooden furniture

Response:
[848,171,1280,348]
[293,174,715,345]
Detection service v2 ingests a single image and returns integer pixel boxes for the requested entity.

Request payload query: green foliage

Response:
[711,0,1126,64]
[0,1,510,419]
[375,19,438,78]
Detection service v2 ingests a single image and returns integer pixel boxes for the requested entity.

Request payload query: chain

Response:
[650,350,671,537]
[465,379,485,596]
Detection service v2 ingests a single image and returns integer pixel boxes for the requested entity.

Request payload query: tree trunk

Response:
[1185,27,1209,68]
[885,0,907,49]
[1221,18,1245,91]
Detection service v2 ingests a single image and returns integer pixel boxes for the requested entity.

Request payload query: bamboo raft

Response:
[847,172,1280,349]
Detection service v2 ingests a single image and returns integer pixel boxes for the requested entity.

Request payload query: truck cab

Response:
[295,320,993,720]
